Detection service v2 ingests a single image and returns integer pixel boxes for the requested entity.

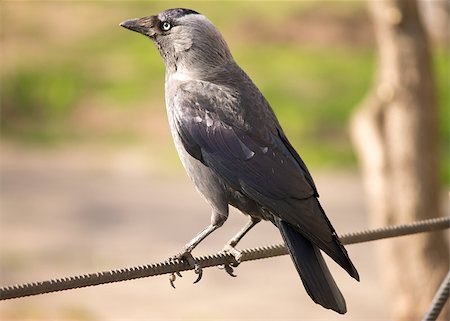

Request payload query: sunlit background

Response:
[1,1,448,320]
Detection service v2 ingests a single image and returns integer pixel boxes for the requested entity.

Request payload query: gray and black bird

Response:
[120,8,359,314]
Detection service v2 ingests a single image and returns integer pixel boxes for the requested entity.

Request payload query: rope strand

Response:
[422,270,450,321]
[1,216,449,301]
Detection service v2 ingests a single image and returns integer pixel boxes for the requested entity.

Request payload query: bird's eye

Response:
[161,21,172,31]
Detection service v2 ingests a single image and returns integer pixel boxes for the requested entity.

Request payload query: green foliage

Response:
[2,66,82,119]
[434,49,450,184]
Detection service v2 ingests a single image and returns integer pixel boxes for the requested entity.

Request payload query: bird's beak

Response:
[120,16,156,37]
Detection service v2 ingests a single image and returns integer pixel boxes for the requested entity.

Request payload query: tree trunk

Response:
[350,1,449,320]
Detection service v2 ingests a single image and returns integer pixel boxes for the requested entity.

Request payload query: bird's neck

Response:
[164,43,234,76]
[166,59,238,83]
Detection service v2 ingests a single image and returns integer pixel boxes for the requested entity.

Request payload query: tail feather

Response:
[313,200,360,282]
[277,219,347,314]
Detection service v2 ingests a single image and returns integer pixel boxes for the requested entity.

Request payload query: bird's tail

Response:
[276,219,347,314]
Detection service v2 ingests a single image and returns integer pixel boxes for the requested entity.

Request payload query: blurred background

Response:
[0,1,448,320]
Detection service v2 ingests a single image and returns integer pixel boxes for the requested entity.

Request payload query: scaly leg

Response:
[169,224,219,288]
[221,217,260,276]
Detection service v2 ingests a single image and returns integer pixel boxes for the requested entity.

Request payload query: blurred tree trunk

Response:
[351,1,449,320]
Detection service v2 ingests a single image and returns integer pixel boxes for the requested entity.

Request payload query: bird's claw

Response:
[168,251,203,288]
[169,272,177,288]
[219,263,237,277]
[181,252,203,283]
[220,244,243,277]
[193,265,203,284]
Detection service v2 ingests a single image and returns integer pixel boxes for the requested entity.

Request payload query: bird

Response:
[120,8,359,314]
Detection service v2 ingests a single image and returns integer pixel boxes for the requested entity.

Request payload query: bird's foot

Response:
[168,250,202,288]
[223,244,243,262]
[219,244,243,277]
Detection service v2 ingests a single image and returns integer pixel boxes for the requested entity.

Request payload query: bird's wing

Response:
[277,129,318,196]
[173,87,315,202]
[172,86,359,277]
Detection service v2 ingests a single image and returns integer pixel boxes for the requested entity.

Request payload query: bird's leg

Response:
[223,217,261,259]
[220,217,260,276]
[169,224,220,288]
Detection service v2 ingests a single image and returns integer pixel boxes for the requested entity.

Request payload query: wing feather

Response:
[174,91,315,201]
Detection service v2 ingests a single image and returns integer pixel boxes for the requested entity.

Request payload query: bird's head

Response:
[120,8,234,74]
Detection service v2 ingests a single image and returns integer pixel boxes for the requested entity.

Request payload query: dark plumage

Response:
[120,8,359,314]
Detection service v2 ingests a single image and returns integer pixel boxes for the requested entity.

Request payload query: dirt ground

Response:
[0,144,390,320]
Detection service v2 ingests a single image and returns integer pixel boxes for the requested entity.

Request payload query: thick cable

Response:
[1,216,448,301]
[422,270,450,321]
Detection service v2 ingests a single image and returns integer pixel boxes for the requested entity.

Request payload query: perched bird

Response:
[120,8,359,314]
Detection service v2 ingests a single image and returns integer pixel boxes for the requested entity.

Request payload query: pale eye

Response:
[161,21,172,31]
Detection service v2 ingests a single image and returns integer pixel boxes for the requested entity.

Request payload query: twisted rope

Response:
[1,216,449,301]
[422,270,450,321]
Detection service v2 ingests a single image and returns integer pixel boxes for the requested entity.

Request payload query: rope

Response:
[422,270,450,321]
[0,216,448,301]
